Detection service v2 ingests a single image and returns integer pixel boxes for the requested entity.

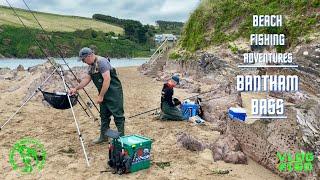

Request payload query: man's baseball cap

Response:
[79,47,93,61]
[172,75,180,85]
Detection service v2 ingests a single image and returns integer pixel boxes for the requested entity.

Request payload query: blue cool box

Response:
[181,103,199,120]
[228,107,247,121]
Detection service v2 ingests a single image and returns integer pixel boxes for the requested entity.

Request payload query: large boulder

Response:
[270,91,309,104]
[177,133,205,152]
[224,151,248,164]
[296,98,320,176]
[211,134,247,164]
[198,53,228,74]
[16,64,25,71]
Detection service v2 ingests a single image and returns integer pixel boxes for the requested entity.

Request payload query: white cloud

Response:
[160,0,196,14]
[0,0,200,24]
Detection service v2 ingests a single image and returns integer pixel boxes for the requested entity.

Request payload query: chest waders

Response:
[90,68,125,137]
[160,102,186,121]
[160,84,186,121]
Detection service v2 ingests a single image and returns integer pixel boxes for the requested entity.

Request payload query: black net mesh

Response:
[41,91,78,110]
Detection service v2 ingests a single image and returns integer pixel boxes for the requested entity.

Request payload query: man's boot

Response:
[92,133,108,144]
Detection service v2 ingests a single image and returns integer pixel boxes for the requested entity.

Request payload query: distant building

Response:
[154,34,177,43]
[111,36,119,40]
[154,34,162,43]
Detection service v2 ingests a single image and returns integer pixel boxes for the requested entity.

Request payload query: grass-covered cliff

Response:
[180,0,320,52]
[0,6,123,33]
[0,6,151,58]
[0,25,152,58]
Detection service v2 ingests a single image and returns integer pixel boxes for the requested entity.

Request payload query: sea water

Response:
[0,57,148,69]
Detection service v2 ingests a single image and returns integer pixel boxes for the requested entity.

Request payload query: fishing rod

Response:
[182,86,222,100]
[0,66,58,130]
[4,0,93,119]
[201,94,230,103]
[21,0,100,114]
[4,1,92,166]
[128,86,221,119]
[128,108,159,119]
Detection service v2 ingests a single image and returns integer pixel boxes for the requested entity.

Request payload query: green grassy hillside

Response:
[0,5,123,34]
[0,6,155,58]
[0,25,151,58]
[180,0,320,52]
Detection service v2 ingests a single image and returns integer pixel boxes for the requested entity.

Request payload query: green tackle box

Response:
[113,135,152,173]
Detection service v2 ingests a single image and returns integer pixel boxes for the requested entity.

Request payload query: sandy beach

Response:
[0,66,282,180]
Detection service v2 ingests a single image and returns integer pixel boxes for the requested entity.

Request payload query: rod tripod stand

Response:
[0,65,90,167]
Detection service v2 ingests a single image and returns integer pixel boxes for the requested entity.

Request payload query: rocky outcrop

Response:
[4,71,18,81]
[269,91,309,104]
[296,100,320,149]
[211,134,247,164]
[176,132,248,165]
[16,64,24,71]
[198,53,229,74]
[296,99,320,175]
[140,39,320,178]
[223,151,247,164]
[0,67,10,75]
[177,133,205,152]
[24,62,86,102]
[291,43,320,95]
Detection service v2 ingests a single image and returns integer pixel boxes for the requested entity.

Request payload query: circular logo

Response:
[9,138,47,173]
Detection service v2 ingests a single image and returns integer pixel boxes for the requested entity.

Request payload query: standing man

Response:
[159,76,187,120]
[69,47,125,144]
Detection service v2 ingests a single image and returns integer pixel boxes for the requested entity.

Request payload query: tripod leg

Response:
[0,67,57,131]
[58,67,90,167]
[1,91,37,130]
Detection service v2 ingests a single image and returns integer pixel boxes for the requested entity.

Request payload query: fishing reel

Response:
[87,101,93,108]
[173,98,181,106]
[195,97,204,119]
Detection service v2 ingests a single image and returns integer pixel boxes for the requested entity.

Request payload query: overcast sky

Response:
[1,0,200,24]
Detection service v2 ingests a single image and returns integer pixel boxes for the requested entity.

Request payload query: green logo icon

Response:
[9,138,47,173]
[277,151,314,173]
